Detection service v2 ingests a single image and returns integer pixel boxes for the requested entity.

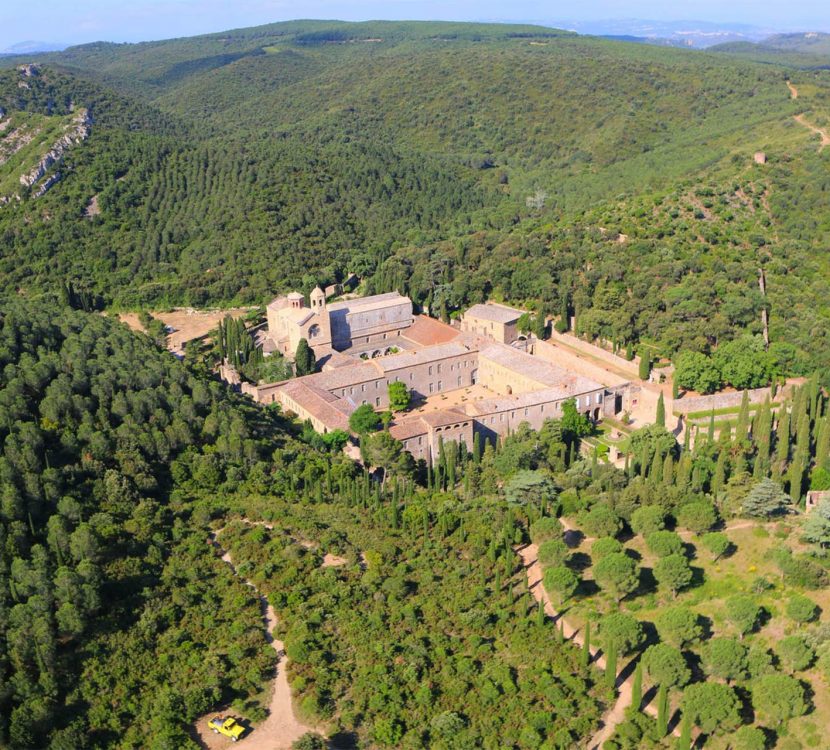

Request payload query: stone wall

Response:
[545,330,641,379]
[672,383,797,414]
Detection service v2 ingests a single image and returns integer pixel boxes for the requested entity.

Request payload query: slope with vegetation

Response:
[0,20,828,381]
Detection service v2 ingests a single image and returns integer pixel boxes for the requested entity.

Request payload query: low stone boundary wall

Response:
[672,381,800,415]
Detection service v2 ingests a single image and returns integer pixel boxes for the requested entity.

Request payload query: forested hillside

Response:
[0,305,605,748]
[0,306,289,747]
[0,20,829,374]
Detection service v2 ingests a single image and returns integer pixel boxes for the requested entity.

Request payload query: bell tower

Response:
[308,285,332,348]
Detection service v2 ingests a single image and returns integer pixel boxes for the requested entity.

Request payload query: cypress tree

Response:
[656,392,666,428]
[712,450,727,495]
[662,452,674,486]
[473,431,482,464]
[536,600,545,627]
[631,660,642,711]
[656,683,669,736]
[707,411,716,442]
[776,408,792,464]
[650,449,663,484]
[581,622,591,667]
[736,390,750,442]
[678,712,692,750]
[639,353,651,381]
[605,642,618,690]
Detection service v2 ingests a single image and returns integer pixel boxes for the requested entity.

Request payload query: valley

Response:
[1,17,830,750]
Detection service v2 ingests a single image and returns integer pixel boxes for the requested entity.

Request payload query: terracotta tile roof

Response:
[276,380,354,432]
[464,302,525,325]
[419,408,470,427]
[389,408,469,441]
[389,417,429,441]
[402,315,461,346]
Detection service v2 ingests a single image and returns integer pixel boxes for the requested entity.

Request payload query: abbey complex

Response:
[245,288,636,463]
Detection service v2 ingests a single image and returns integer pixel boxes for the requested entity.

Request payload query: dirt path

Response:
[794,114,830,151]
[787,80,799,99]
[192,529,317,750]
[519,535,682,748]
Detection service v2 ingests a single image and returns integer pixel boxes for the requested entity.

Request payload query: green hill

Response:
[0,19,829,374]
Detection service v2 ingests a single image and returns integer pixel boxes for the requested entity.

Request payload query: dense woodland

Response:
[1,20,829,375]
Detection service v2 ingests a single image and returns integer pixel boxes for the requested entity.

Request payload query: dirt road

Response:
[787,80,799,99]
[794,114,830,151]
[519,535,682,748]
[192,531,317,750]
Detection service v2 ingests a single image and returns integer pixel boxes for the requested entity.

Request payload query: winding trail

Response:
[519,528,684,748]
[794,114,830,150]
[192,528,317,750]
[787,81,830,151]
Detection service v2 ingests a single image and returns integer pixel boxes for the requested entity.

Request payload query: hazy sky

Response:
[2,0,829,49]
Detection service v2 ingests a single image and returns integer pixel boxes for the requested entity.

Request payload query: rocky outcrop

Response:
[19,108,91,195]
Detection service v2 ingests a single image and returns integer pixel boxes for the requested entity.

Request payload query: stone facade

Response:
[265,288,412,359]
[247,294,636,463]
[460,303,526,344]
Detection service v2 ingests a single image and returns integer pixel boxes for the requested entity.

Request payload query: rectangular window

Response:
[500,414,504,422]
[429,383,434,394]
[350,387,354,395]
[361,384,366,392]
[524,407,528,416]
[376,397,380,406]
[457,376,462,387]
[428,366,433,375]
[597,393,603,404]
[437,364,442,374]
[438,381,443,391]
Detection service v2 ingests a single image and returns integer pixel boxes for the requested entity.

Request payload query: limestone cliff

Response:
[18,108,91,193]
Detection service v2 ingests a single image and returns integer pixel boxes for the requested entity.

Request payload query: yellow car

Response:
[208,716,245,742]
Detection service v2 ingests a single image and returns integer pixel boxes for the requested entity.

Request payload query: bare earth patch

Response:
[322,553,347,568]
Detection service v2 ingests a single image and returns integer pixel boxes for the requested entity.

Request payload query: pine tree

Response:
[656,392,666,427]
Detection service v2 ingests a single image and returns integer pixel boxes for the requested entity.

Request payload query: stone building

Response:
[265,288,412,359]
[390,409,474,463]
[460,302,526,344]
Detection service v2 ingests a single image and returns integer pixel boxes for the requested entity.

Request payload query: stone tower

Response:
[309,285,332,346]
